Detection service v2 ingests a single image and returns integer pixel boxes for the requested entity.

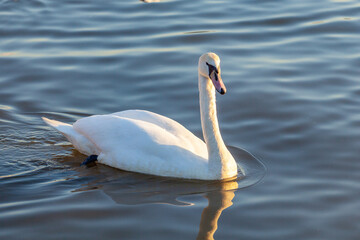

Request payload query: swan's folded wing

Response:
[73,114,209,178]
[111,110,206,151]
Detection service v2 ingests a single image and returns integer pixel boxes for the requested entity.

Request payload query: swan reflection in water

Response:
[103,178,238,240]
[196,181,238,240]
[62,146,265,239]
[74,167,238,240]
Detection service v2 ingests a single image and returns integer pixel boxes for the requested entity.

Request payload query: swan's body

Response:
[43,53,239,180]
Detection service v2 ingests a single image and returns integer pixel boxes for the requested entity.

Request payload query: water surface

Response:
[1,0,360,239]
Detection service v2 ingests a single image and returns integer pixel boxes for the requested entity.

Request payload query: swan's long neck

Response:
[198,73,237,179]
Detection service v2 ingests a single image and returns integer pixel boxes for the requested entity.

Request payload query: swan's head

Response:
[198,52,226,95]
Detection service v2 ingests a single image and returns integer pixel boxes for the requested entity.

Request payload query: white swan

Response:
[42,52,239,180]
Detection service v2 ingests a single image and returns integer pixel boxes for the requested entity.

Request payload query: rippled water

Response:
[1,0,360,239]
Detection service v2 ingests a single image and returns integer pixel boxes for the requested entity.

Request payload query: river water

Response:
[1,0,360,239]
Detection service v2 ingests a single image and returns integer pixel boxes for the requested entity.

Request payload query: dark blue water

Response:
[1,0,360,239]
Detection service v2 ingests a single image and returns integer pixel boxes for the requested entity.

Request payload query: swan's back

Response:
[110,110,206,154]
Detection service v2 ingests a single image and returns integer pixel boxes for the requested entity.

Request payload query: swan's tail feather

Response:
[42,117,73,135]
[42,117,96,156]
[42,116,80,146]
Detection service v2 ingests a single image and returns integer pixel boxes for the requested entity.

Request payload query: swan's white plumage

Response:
[42,117,96,156]
[74,110,211,179]
[43,53,239,180]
